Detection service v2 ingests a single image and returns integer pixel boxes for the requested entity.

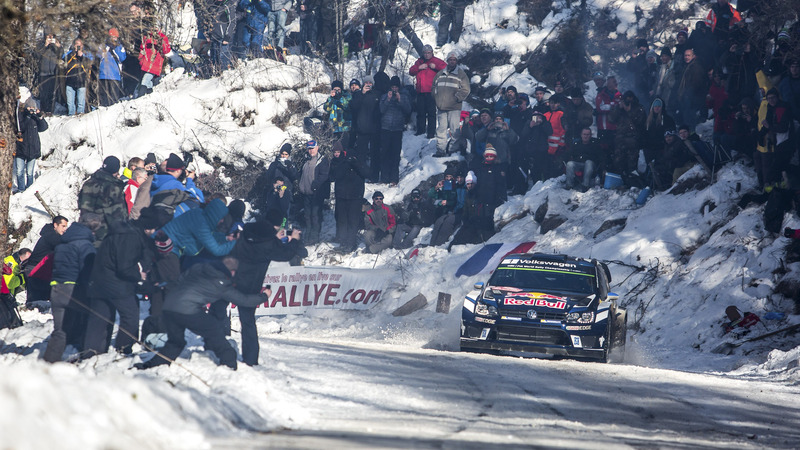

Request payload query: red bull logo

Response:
[504,298,567,309]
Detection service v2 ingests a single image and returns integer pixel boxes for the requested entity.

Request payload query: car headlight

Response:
[567,311,594,323]
[475,302,498,316]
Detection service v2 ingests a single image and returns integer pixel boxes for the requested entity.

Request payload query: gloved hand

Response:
[784,227,798,238]
[2,264,12,275]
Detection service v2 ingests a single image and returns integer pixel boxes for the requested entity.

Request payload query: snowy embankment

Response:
[3,0,800,447]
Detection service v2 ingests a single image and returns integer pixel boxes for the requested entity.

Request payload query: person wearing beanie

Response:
[227,220,307,366]
[350,73,381,166]
[148,152,205,218]
[14,92,48,193]
[494,85,518,113]
[324,79,352,138]
[432,51,470,156]
[393,185,435,249]
[82,206,159,357]
[627,38,657,104]
[263,143,298,217]
[98,26,126,107]
[410,45,446,138]
[78,156,127,243]
[363,191,396,254]
[379,73,411,184]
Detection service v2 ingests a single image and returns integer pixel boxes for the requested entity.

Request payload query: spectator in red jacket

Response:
[135,29,171,98]
[124,168,148,214]
[409,45,446,138]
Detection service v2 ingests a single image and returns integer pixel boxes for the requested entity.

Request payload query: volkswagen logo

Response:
[526,310,537,319]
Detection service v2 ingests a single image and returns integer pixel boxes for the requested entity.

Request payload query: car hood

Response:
[485,287,596,311]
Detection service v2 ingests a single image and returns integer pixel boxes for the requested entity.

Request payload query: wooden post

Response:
[436,292,451,313]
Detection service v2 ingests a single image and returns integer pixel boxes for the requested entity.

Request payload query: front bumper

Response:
[460,320,607,360]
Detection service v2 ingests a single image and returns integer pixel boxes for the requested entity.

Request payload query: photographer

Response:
[14,97,48,193]
[63,38,93,115]
[37,33,61,114]
[379,76,411,184]
[330,143,369,253]
[363,191,395,254]
[230,218,307,366]
[428,168,459,220]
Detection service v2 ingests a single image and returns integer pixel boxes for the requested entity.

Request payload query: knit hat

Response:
[332,139,344,154]
[664,129,677,137]
[108,28,119,38]
[24,97,38,110]
[506,85,517,93]
[153,230,174,254]
[635,38,648,49]
[646,50,657,60]
[493,110,504,118]
[479,108,492,116]
[411,188,421,197]
[465,171,477,184]
[372,191,384,200]
[592,71,605,80]
[349,78,361,88]
[102,156,120,174]
[518,93,530,104]
[446,51,458,61]
[661,48,672,58]
[422,44,433,53]
[652,98,663,108]
[470,109,480,117]
[306,139,318,149]
[677,28,689,38]
[363,75,374,85]
[135,206,163,230]
[778,29,790,42]
[331,80,344,90]
[145,152,158,165]
[484,145,497,158]
[534,86,548,93]
[279,143,292,155]
[165,153,185,171]
[228,199,246,222]
[390,76,402,87]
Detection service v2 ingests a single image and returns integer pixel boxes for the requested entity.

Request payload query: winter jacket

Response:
[26,224,62,273]
[379,91,412,131]
[595,87,621,131]
[779,75,800,120]
[473,162,507,213]
[564,100,594,139]
[364,203,396,232]
[409,56,446,93]
[78,169,128,241]
[149,174,204,217]
[210,0,237,43]
[64,50,94,89]
[705,2,741,33]
[88,221,153,299]
[15,108,48,160]
[38,42,61,77]
[427,184,458,217]
[124,178,140,214]
[566,138,603,164]
[474,125,518,164]
[518,114,553,158]
[231,223,307,295]
[654,61,675,106]
[758,100,793,153]
[298,153,331,199]
[503,104,534,135]
[98,43,126,81]
[162,198,236,257]
[610,102,647,148]
[544,109,566,155]
[644,101,676,152]
[139,30,170,76]
[679,59,709,99]
[323,92,352,133]
[350,88,382,134]
[330,153,369,200]
[163,261,267,315]
[52,223,96,284]
[432,66,470,111]
[398,199,435,227]
[2,254,25,295]
[653,138,692,188]
[266,157,299,185]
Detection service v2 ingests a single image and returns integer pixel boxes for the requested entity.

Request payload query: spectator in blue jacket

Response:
[162,198,237,259]
[243,0,272,57]
[42,213,102,363]
[378,76,411,184]
[98,28,126,107]
[149,153,204,217]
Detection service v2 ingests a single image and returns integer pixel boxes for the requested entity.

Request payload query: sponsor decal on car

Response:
[571,335,583,347]
[504,298,567,309]
[509,292,567,300]
[474,317,496,324]
[501,316,522,321]
[566,325,592,331]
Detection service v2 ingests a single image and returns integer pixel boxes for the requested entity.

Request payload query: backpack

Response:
[0,293,22,330]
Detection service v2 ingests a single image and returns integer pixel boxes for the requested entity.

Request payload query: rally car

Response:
[460,253,626,362]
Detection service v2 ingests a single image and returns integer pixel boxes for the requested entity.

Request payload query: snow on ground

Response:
[3,0,800,447]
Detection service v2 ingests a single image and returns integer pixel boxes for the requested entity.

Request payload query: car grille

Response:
[496,325,569,345]
[499,309,567,321]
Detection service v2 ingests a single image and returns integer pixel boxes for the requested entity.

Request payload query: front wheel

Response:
[608,310,627,363]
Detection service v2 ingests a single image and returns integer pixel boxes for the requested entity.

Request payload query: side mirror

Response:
[473,281,485,290]
[606,292,619,302]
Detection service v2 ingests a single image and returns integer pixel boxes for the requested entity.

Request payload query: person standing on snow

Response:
[432,52,470,157]
[14,97,48,193]
[409,45,446,139]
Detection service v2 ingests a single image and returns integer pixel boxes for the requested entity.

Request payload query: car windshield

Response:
[488,265,596,296]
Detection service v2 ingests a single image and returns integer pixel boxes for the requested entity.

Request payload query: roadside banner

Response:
[249,265,393,316]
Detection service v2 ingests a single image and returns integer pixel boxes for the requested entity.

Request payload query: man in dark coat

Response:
[331,144,370,252]
[135,257,270,370]
[82,208,158,357]
[297,140,330,244]
[23,215,68,307]
[42,213,102,363]
[565,128,603,190]
[78,156,127,243]
[678,48,710,131]
[610,90,647,179]
[37,32,62,114]
[350,76,382,165]
[472,148,507,222]
[392,188,435,249]
[379,76,412,184]
[14,98,48,193]
[230,220,307,366]
[518,111,552,183]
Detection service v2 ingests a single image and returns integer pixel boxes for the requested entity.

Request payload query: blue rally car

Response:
[460,253,626,362]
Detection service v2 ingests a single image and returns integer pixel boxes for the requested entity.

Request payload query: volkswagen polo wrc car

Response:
[460,253,626,362]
